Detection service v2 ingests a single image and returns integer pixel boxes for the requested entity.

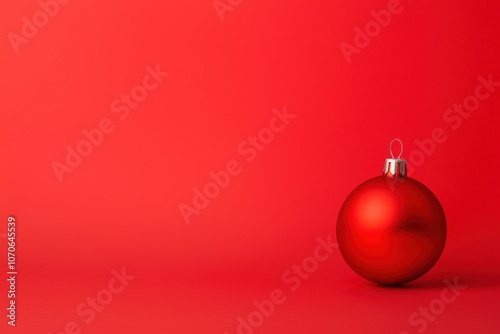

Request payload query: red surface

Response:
[1,0,499,333]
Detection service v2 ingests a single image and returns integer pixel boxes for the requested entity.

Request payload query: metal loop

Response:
[390,138,403,159]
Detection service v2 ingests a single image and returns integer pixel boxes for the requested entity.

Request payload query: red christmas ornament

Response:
[336,139,447,285]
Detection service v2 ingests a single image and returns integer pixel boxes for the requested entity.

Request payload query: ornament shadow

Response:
[364,271,500,289]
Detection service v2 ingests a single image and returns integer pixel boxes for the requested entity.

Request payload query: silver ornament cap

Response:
[383,139,407,177]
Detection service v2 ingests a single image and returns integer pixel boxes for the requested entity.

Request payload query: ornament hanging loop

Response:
[390,138,403,159]
[384,139,407,177]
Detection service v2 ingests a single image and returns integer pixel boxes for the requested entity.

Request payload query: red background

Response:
[1,0,499,333]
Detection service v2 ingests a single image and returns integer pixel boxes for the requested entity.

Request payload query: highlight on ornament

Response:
[336,139,447,285]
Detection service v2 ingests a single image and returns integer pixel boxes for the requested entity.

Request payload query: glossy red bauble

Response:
[337,174,447,285]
